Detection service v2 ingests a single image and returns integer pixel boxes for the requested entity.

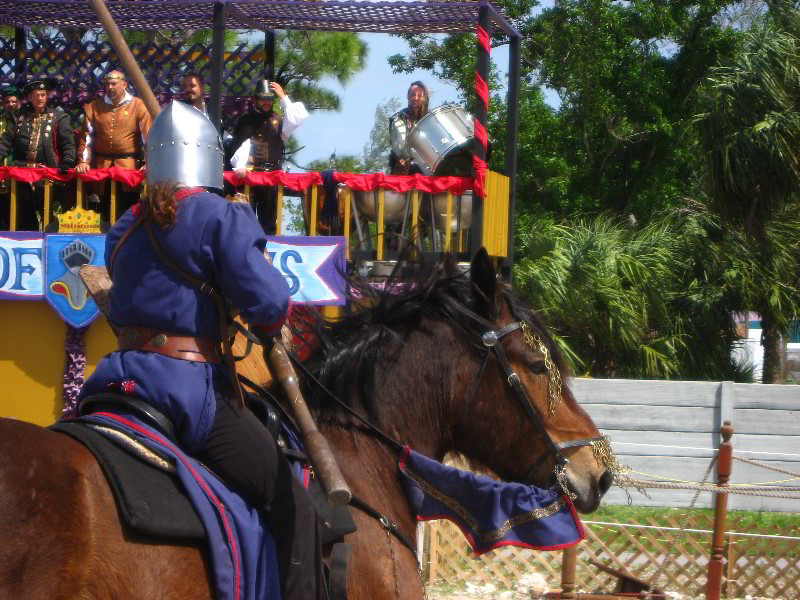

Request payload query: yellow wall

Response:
[0,302,116,426]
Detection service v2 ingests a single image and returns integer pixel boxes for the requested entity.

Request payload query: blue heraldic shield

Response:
[45,234,105,328]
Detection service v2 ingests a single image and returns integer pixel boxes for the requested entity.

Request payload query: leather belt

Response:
[119,327,221,364]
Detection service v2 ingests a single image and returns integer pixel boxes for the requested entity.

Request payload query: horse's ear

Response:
[470,247,497,316]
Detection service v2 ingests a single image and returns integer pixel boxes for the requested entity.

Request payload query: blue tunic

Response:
[79,190,291,452]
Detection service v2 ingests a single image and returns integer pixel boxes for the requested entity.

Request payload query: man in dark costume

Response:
[226,79,308,234]
[0,78,76,230]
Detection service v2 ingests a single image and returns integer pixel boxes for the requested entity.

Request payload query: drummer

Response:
[388,81,429,175]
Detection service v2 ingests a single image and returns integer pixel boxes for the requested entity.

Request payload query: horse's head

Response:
[451,249,612,513]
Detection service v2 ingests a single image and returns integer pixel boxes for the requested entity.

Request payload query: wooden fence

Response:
[423,514,800,598]
[571,379,800,512]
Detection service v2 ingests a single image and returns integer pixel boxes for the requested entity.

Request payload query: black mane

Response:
[294,255,567,420]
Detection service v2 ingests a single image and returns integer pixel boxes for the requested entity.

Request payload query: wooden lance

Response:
[268,342,352,506]
[83,0,352,507]
[86,0,161,119]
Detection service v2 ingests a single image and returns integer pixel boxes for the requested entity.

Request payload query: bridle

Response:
[478,320,606,486]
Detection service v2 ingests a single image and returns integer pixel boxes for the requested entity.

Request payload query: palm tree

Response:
[694,0,800,382]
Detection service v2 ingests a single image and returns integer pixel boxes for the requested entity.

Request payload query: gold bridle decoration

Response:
[520,321,562,418]
[519,322,632,483]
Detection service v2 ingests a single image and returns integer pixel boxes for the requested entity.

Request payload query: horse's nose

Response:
[598,470,613,496]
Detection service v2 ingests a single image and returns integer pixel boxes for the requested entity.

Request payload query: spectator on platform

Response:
[75,70,152,217]
[182,72,207,115]
[0,84,21,225]
[389,81,429,175]
[225,79,308,234]
[1,85,20,123]
[0,78,76,230]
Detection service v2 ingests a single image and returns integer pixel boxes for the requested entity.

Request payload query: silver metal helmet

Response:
[147,100,224,190]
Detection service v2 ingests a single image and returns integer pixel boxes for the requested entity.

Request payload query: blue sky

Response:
[291,33,512,171]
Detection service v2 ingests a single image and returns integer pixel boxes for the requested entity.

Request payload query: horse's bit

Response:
[480,321,606,484]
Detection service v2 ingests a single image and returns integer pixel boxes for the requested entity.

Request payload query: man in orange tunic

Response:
[76,70,152,216]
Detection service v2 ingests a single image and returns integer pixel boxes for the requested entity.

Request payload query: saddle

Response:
[50,395,357,599]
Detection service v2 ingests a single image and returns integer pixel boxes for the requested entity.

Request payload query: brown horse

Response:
[0,249,611,599]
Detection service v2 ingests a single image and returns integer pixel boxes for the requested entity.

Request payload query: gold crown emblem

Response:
[57,208,102,233]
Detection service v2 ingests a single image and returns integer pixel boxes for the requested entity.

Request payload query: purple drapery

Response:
[62,325,87,418]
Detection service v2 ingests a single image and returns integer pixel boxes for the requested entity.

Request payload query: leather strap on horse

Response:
[348,495,418,558]
[142,217,245,409]
[328,543,352,600]
[79,392,177,441]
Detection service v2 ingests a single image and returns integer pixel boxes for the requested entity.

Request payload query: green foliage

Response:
[306,153,363,173]
[513,204,758,380]
[693,0,800,381]
[362,97,402,173]
[276,31,368,111]
[694,1,800,234]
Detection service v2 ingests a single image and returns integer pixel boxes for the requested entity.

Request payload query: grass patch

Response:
[587,504,800,534]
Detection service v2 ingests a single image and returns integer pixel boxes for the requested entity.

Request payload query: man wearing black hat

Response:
[0,78,76,230]
[225,80,308,233]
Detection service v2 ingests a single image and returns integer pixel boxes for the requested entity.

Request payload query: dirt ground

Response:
[427,578,776,600]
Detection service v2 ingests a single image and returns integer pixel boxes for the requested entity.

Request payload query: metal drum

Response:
[349,188,409,224]
[421,192,473,231]
[406,105,474,176]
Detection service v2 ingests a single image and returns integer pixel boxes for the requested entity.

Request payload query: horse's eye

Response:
[526,357,547,374]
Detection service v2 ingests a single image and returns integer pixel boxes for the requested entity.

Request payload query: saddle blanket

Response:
[399,446,585,555]
[54,412,280,600]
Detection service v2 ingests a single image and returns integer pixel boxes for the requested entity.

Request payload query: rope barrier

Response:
[733,455,800,478]
[618,477,800,497]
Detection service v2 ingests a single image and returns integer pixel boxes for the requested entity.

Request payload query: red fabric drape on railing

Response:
[0,167,475,194]
[333,172,472,194]
[223,171,323,189]
[0,166,146,187]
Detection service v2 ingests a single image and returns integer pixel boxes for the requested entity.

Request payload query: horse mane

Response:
[294,253,567,421]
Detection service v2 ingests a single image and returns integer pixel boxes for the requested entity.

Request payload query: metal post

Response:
[264,30,276,80]
[503,33,521,279]
[471,3,490,256]
[14,28,26,83]
[707,421,733,600]
[208,2,227,132]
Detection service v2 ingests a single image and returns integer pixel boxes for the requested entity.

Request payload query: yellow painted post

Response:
[483,172,495,255]
[244,183,250,202]
[109,179,117,224]
[377,188,385,261]
[43,179,51,229]
[322,305,341,320]
[9,178,17,231]
[276,184,284,235]
[309,185,318,236]
[487,172,495,255]
[343,188,351,259]
[76,178,84,210]
[444,190,452,252]
[411,190,420,249]
[502,174,510,256]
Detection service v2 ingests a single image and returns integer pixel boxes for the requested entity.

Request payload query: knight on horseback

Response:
[76,100,325,600]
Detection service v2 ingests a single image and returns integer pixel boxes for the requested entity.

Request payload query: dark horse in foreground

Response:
[0,250,612,599]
